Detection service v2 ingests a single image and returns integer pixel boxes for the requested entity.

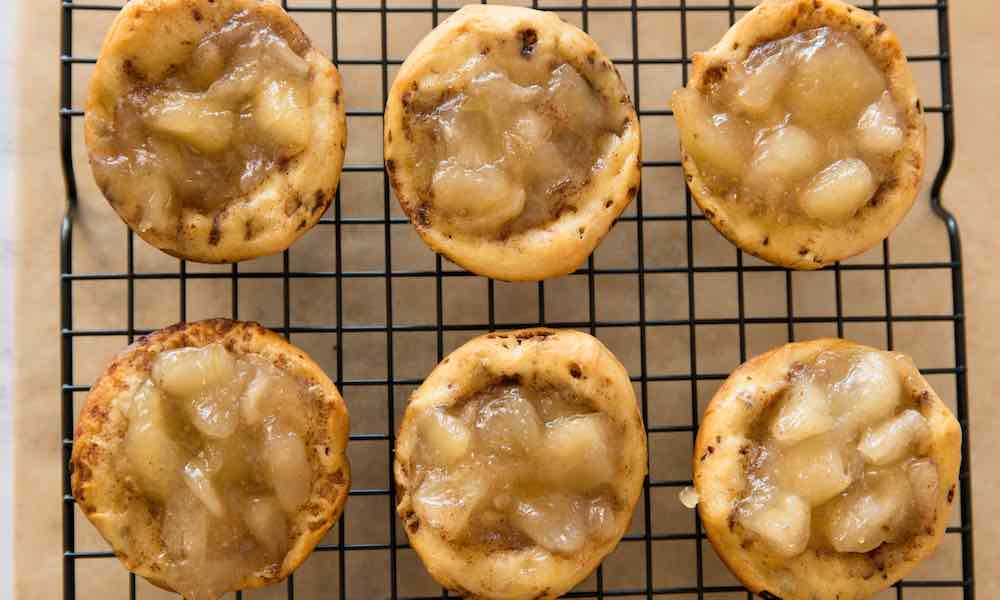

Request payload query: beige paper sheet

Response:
[14,1,999,598]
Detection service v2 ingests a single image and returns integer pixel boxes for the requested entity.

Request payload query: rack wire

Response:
[59,0,973,598]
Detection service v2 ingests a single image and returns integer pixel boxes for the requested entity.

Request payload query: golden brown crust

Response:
[694,338,961,600]
[71,319,351,594]
[84,0,346,264]
[384,5,641,281]
[394,328,647,600]
[676,0,926,269]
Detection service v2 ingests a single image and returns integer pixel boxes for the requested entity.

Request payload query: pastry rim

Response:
[394,328,648,600]
[675,0,927,270]
[694,338,962,600]
[383,4,642,282]
[70,318,351,594]
[84,0,347,264]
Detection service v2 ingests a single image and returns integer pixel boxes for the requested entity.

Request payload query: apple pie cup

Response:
[672,0,926,269]
[395,328,647,600]
[694,338,961,600]
[85,0,347,263]
[71,319,350,600]
[384,5,641,281]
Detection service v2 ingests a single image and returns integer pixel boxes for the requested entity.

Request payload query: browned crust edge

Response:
[674,0,927,270]
[693,338,962,600]
[84,0,347,264]
[70,318,351,594]
[384,5,642,282]
[394,328,648,600]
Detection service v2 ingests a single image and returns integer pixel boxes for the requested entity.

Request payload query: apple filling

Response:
[406,49,626,236]
[121,343,316,600]
[409,384,625,555]
[92,10,315,235]
[737,348,940,558]
[674,27,906,225]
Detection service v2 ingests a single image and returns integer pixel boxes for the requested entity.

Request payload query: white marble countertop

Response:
[1,1,17,594]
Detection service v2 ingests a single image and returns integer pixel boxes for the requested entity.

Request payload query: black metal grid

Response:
[59,0,974,599]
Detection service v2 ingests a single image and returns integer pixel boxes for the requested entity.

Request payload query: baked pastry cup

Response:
[384,5,641,281]
[395,328,647,600]
[694,338,961,600]
[85,0,347,263]
[671,0,926,270]
[71,319,350,599]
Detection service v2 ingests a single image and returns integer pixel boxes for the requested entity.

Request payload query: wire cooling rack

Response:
[59,0,973,599]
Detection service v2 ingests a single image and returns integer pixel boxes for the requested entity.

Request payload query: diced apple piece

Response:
[740,493,811,558]
[431,162,526,233]
[857,91,904,158]
[474,388,543,455]
[265,37,312,78]
[133,170,178,235]
[189,368,252,440]
[269,376,308,434]
[547,64,605,126]
[537,414,615,491]
[511,492,588,555]
[204,433,256,485]
[825,470,914,552]
[198,344,242,385]
[907,459,940,518]
[830,351,902,432]
[125,383,184,499]
[532,388,579,422]
[145,93,235,154]
[244,496,289,557]
[254,78,312,154]
[183,457,225,518]
[858,409,930,466]
[240,372,271,426]
[412,467,489,539]
[729,57,790,117]
[162,489,209,563]
[799,158,877,224]
[457,398,482,427]
[524,141,572,190]
[765,435,853,506]
[446,111,503,167]
[586,496,619,542]
[460,90,518,166]
[188,386,243,439]
[153,344,238,398]
[466,71,541,111]
[771,380,835,444]
[207,62,261,104]
[264,425,312,512]
[785,36,886,128]
[240,371,306,432]
[509,110,552,148]
[749,125,822,188]
[188,39,227,90]
[672,87,750,181]
[154,344,248,439]
[678,486,700,509]
[502,111,572,187]
[417,409,472,466]
[196,443,224,473]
